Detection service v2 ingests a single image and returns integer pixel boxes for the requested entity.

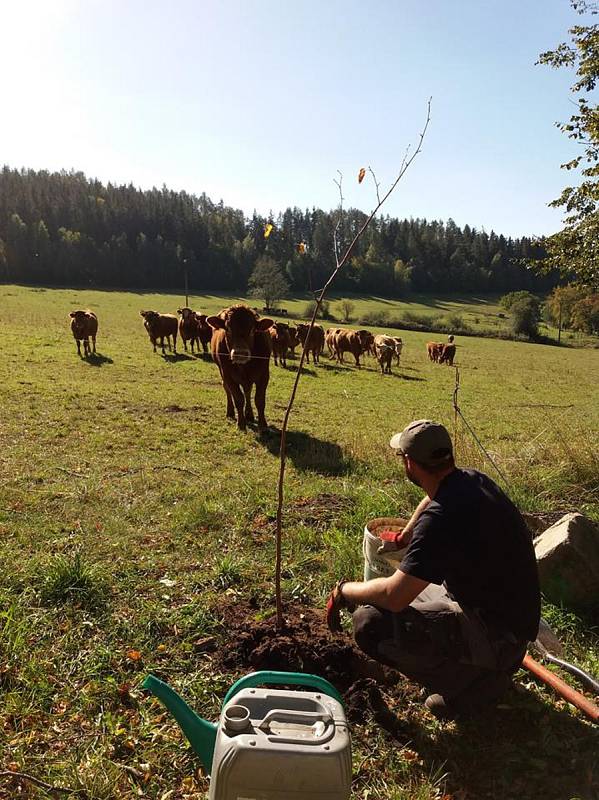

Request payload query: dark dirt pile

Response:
[216,603,419,731]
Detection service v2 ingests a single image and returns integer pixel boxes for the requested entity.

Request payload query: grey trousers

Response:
[352,584,527,700]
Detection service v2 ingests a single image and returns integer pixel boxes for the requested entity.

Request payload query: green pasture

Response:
[0,284,598,800]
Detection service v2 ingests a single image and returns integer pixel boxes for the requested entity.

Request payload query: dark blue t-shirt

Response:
[400,468,541,641]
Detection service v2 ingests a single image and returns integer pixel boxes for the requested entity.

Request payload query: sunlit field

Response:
[1,284,597,800]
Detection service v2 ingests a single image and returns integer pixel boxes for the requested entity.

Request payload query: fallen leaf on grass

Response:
[118,683,133,703]
[126,650,142,661]
[401,748,422,764]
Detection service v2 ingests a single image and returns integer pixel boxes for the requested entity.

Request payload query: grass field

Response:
[0,284,598,800]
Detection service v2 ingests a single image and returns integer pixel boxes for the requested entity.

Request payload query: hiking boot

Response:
[424,693,456,720]
[425,671,513,720]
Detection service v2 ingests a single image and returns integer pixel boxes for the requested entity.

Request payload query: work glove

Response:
[377,528,411,555]
[326,580,355,634]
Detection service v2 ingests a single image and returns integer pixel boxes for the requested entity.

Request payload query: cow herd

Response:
[426,336,456,365]
[138,308,213,355]
[69,304,457,432]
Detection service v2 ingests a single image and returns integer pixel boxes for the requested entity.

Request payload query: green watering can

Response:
[143,671,346,776]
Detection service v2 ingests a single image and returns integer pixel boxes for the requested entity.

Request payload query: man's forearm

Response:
[341,577,396,610]
[403,495,431,537]
[341,570,428,613]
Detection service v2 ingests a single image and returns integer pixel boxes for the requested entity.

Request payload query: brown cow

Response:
[356,329,375,357]
[177,307,199,353]
[269,321,291,367]
[439,343,456,365]
[325,327,339,358]
[70,310,98,357]
[426,341,443,363]
[207,305,273,431]
[140,311,178,354]
[333,328,362,366]
[374,334,396,374]
[193,313,213,353]
[296,323,325,363]
[391,336,403,366]
[287,325,300,356]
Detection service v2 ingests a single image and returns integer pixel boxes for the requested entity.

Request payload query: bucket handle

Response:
[223,671,345,707]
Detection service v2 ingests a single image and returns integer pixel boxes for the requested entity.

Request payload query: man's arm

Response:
[340,569,429,613]
[378,495,432,553]
[402,495,432,542]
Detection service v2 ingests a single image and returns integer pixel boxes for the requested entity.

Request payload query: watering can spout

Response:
[143,674,217,773]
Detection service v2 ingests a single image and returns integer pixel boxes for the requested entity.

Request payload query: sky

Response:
[0,0,590,237]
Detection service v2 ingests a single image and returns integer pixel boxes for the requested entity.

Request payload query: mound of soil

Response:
[217,603,419,731]
[251,493,353,534]
[288,493,354,528]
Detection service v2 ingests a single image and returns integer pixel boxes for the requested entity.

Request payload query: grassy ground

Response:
[115,288,593,344]
[0,284,598,799]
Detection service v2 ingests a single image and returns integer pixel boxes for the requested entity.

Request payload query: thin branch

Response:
[56,467,89,478]
[332,170,344,267]
[0,770,83,796]
[117,763,146,780]
[273,97,432,627]
[368,166,381,204]
[107,465,202,479]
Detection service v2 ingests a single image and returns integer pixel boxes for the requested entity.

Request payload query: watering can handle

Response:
[223,671,345,707]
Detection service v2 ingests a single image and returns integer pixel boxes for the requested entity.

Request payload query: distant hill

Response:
[0,166,557,295]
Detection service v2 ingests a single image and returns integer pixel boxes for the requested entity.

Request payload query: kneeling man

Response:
[326,419,540,719]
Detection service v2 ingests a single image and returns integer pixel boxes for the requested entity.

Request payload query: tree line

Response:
[0,166,557,296]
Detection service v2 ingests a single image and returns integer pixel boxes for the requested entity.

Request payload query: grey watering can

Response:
[143,670,346,776]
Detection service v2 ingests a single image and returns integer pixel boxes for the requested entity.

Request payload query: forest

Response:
[0,167,557,295]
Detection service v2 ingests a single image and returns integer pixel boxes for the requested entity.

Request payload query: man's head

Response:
[390,420,454,486]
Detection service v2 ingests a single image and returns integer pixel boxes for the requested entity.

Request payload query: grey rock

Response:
[534,513,599,612]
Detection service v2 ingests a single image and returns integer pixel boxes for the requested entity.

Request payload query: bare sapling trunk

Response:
[273,100,432,627]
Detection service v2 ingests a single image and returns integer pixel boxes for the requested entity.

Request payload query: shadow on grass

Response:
[163,352,194,363]
[84,353,113,366]
[408,294,495,309]
[398,373,426,381]
[370,371,426,381]
[257,428,354,475]
[314,361,352,374]
[366,684,598,800]
[273,363,317,377]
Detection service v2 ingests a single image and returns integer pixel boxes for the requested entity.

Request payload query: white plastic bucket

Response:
[363,517,409,581]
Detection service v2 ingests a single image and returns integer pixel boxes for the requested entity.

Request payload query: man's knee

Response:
[352,606,385,657]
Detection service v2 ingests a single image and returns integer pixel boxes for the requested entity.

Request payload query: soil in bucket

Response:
[363,517,409,580]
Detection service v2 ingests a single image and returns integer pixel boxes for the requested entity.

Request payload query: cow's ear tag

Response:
[207,316,225,330]
[256,318,274,331]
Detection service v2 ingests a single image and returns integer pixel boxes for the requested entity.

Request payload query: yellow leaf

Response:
[358,167,366,183]
[296,242,306,254]
[264,223,273,238]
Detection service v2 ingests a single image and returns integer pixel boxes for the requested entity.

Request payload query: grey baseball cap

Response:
[389,419,453,467]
